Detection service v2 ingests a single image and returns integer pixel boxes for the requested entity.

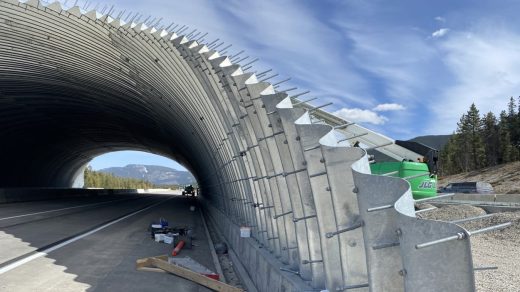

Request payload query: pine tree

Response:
[465,103,485,169]
[455,113,471,172]
[83,167,155,189]
[439,98,520,176]
[498,110,512,164]
[439,134,459,175]
[482,112,499,166]
[507,97,519,146]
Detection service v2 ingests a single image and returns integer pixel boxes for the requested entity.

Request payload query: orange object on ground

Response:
[172,240,185,256]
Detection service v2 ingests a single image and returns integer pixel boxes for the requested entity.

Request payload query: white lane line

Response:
[0,197,138,221]
[0,197,172,275]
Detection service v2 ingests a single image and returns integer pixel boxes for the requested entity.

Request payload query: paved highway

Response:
[0,193,214,291]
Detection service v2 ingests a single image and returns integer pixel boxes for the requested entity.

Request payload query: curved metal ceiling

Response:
[0,0,251,187]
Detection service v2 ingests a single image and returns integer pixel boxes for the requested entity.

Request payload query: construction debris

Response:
[136,255,243,292]
[172,240,186,256]
[169,256,220,280]
[149,220,194,247]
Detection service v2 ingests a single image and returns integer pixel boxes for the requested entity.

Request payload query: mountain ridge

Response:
[408,134,451,151]
[99,164,195,185]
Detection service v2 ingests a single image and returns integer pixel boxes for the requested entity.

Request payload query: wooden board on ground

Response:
[136,256,244,292]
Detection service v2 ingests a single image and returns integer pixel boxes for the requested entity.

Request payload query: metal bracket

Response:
[304,145,321,152]
[309,171,327,178]
[259,206,274,210]
[257,131,284,141]
[293,214,317,222]
[273,210,293,219]
[279,267,299,275]
[372,241,400,250]
[325,221,364,238]
[301,259,323,264]
[283,168,307,176]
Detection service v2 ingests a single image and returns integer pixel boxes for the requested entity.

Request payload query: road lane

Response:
[0,195,143,221]
[0,197,135,221]
[0,195,160,265]
[0,195,215,291]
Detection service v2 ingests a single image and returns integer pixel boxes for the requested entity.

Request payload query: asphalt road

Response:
[0,193,214,291]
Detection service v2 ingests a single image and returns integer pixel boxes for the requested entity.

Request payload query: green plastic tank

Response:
[370,161,437,199]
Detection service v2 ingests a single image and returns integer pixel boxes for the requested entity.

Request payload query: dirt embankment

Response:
[439,161,520,194]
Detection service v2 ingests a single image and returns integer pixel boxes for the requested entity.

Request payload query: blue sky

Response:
[89,151,186,170]
[74,0,520,168]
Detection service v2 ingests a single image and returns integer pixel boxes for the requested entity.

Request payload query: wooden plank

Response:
[150,257,244,292]
[155,254,168,261]
[136,258,151,269]
[136,255,168,270]
[138,267,166,273]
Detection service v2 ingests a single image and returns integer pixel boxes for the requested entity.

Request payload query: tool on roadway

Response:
[172,240,185,256]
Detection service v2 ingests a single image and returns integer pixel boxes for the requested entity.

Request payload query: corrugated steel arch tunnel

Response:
[0,1,485,292]
[0,1,249,189]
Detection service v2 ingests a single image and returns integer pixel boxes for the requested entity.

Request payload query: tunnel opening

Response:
[0,6,226,190]
[84,150,196,189]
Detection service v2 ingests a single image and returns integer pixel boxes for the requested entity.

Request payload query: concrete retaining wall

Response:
[204,203,312,292]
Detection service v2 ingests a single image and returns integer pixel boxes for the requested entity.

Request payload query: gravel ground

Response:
[419,204,520,291]
[204,217,244,289]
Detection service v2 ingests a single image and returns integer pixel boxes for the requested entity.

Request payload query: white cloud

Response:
[333,108,388,125]
[429,29,520,133]
[216,0,373,107]
[334,18,439,103]
[435,16,446,23]
[373,103,406,111]
[432,28,450,38]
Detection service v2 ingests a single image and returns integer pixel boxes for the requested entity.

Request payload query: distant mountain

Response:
[409,134,452,151]
[99,164,195,186]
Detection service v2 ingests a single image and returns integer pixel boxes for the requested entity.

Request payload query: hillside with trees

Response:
[439,97,520,176]
[84,167,155,189]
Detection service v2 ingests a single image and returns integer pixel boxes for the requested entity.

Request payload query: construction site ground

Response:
[429,161,520,290]
[418,204,520,291]
[439,161,520,194]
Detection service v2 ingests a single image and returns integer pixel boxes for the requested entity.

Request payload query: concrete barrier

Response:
[203,203,312,292]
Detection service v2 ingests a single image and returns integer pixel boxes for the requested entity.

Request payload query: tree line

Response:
[84,167,155,189]
[439,97,520,175]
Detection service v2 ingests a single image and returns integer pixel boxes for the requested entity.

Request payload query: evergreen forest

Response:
[440,97,520,175]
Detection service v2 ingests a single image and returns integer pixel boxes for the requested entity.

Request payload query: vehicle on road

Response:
[182,184,196,196]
